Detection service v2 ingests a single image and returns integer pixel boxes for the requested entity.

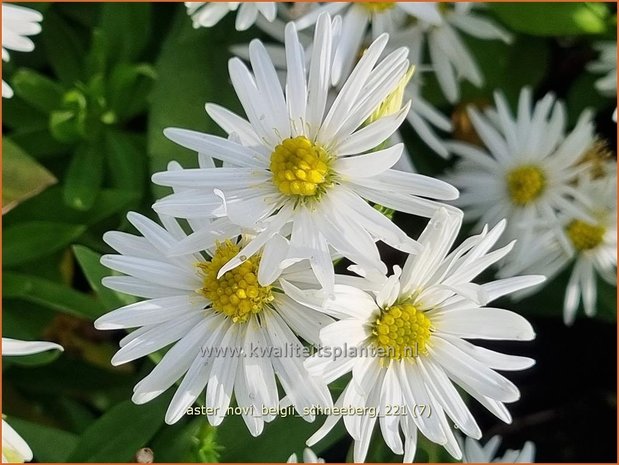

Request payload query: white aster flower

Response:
[556,169,617,324]
[462,435,535,463]
[2,338,63,463]
[287,209,541,462]
[294,2,441,86]
[588,41,617,122]
[185,2,277,31]
[405,3,512,103]
[503,163,617,325]
[153,13,459,293]
[287,447,325,463]
[94,211,334,434]
[445,87,596,269]
[236,12,453,162]
[2,4,43,98]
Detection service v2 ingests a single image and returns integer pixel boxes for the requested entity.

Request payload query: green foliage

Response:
[147,8,249,196]
[3,222,86,267]
[99,4,152,63]
[73,245,136,310]
[489,3,611,36]
[4,271,105,319]
[2,138,57,213]
[7,418,79,462]
[12,69,64,113]
[217,413,347,462]
[66,393,172,462]
[63,141,105,210]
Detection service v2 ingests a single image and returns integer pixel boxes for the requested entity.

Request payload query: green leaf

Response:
[489,3,609,36]
[596,278,617,323]
[54,398,98,433]
[2,139,57,214]
[63,141,105,211]
[567,71,611,125]
[57,3,101,29]
[217,412,347,462]
[150,417,200,463]
[497,35,550,105]
[11,69,64,114]
[84,29,109,78]
[9,355,135,397]
[1,300,56,341]
[108,63,157,122]
[66,393,171,462]
[148,9,246,197]
[73,245,136,310]
[10,128,71,160]
[6,417,79,462]
[3,271,106,319]
[105,130,148,196]
[2,96,49,132]
[3,221,85,267]
[4,187,140,227]
[49,110,82,145]
[49,88,92,144]
[42,9,85,85]
[3,348,63,367]
[100,3,152,63]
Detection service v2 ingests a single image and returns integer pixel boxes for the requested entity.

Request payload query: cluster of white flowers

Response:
[93,5,550,463]
[446,89,617,325]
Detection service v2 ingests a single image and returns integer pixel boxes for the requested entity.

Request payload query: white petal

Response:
[2,338,63,356]
[430,338,520,403]
[94,295,204,330]
[336,104,410,156]
[163,128,266,167]
[434,308,535,341]
[335,144,403,177]
[205,323,241,425]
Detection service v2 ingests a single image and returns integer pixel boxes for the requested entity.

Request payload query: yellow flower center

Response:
[361,2,395,13]
[373,301,432,361]
[505,165,546,206]
[367,65,414,126]
[566,220,605,251]
[270,136,333,198]
[197,241,273,323]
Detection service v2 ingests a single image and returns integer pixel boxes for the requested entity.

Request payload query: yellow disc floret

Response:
[505,165,547,206]
[367,65,414,126]
[566,219,605,252]
[197,241,273,323]
[270,136,333,198]
[361,2,395,13]
[373,301,432,361]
